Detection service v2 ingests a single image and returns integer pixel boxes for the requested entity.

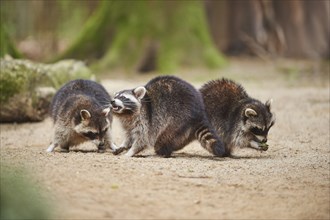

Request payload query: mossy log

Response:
[0,57,94,122]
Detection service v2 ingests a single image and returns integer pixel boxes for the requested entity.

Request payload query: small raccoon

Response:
[111,76,227,157]
[46,79,116,153]
[200,78,275,154]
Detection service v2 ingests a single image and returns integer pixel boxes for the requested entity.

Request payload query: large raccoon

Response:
[200,78,275,155]
[110,76,228,157]
[46,79,116,153]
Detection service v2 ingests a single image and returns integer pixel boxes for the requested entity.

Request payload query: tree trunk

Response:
[223,0,285,58]
[206,0,329,59]
[204,0,229,52]
[273,0,330,58]
[54,0,114,62]
[55,0,226,73]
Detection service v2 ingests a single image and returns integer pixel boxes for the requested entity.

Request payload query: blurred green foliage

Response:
[1,0,226,73]
[0,24,22,58]
[1,0,329,71]
[0,163,52,220]
[55,0,227,73]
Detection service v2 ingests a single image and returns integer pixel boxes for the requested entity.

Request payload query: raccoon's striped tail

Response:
[195,122,228,157]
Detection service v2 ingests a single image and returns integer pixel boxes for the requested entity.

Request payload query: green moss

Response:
[44,60,94,89]
[0,69,26,103]
[0,58,94,105]
[0,60,42,104]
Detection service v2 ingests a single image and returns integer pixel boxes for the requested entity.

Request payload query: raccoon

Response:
[46,79,116,153]
[110,76,228,157]
[200,78,275,155]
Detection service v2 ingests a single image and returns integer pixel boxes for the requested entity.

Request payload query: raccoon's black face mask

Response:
[111,87,146,114]
[74,109,111,146]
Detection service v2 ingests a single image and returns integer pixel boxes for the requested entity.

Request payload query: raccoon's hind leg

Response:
[154,126,192,158]
[154,140,174,158]
[195,121,228,157]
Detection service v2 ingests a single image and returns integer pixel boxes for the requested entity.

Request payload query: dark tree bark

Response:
[225,0,285,58]
[204,0,229,52]
[273,0,329,58]
[205,0,329,59]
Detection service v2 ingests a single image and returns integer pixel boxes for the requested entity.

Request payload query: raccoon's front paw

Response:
[60,148,69,153]
[46,144,55,152]
[112,147,126,155]
[155,148,172,158]
[97,145,106,153]
[250,141,269,151]
[259,142,269,151]
[124,150,135,157]
[97,149,106,153]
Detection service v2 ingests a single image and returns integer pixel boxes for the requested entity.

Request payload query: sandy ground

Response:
[1,59,329,219]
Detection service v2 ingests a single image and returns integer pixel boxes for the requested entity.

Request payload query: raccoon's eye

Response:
[83,131,99,140]
[250,127,264,135]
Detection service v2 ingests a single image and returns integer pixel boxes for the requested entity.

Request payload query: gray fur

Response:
[47,79,116,153]
[111,76,227,157]
[200,78,275,154]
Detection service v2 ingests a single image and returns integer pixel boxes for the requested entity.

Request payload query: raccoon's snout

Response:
[110,100,116,109]
[111,100,123,112]
[110,100,116,107]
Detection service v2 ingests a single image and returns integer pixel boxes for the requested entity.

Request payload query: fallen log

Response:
[0,57,94,122]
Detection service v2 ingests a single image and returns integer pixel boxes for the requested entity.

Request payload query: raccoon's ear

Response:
[133,86,146,100]
[265,99,273,111]
[80,109,91,121]
[245,108,257,118]
[102,108,110,116]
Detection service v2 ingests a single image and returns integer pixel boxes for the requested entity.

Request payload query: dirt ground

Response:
[1,59,329,219]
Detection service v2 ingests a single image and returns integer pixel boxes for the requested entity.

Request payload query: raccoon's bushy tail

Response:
[195,122,228,157]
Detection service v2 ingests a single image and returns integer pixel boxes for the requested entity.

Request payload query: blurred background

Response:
[1,0,329,74]
[0,1,329,219]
